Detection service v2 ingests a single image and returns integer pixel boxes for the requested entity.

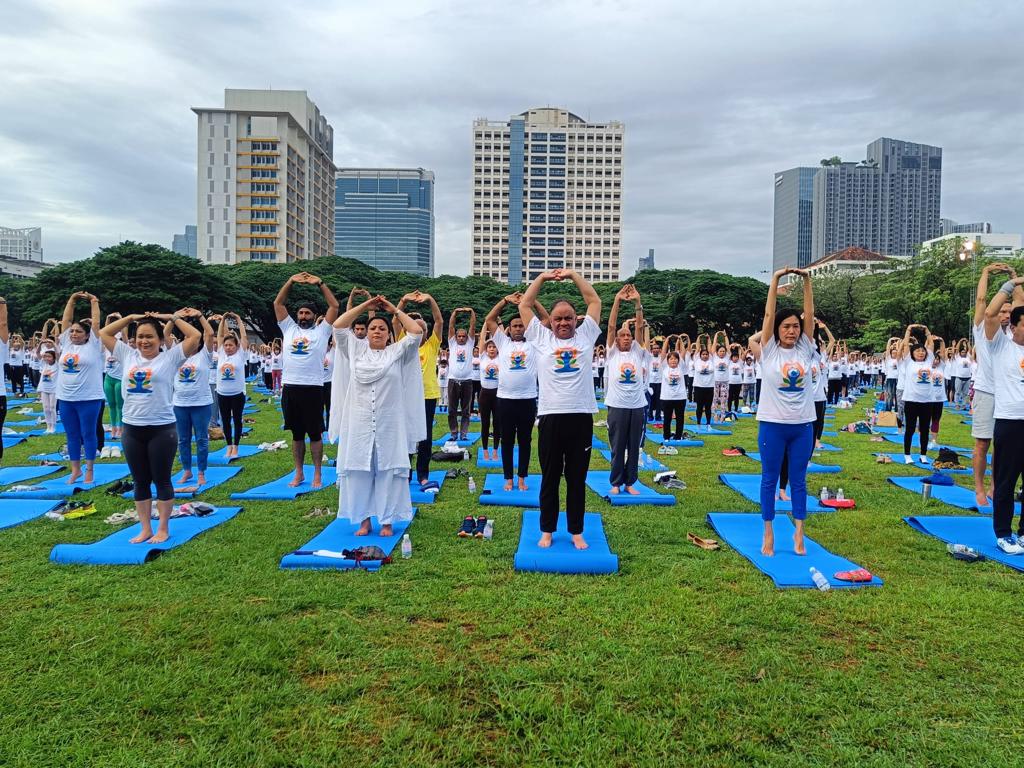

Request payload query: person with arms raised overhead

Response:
[446,306,477,442]
[56,291,105,485]
[215,312,250,459]
[519,268,602,550]
[169,309,216,487]
[273,271,340,489]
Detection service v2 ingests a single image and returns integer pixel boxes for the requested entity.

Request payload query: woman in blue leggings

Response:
[750,267,817,557]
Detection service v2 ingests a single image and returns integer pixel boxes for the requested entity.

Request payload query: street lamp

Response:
[958,240,977,332]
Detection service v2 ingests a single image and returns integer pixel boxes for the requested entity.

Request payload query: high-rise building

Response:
[941,218,992,235]
[471,107,624,284]
[808,138,941,261]
[637,248,655,272]
[172,225,198,258]
[0,226,47,279]
[334,168,434,276]
[772,167,818,271]
[191,89,336,264]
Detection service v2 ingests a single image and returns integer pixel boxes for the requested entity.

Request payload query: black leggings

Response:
[122,423,178,502]
[930,401,944,432]
[814,400,826,442]
[218,392,245,445]
[648,382,662,421]
[693,386,713,425]
[479,387,501,450]
[662,399,686,439]
[10,365,25,395]
[903,400,932,456]
[262,371,273,391]
[827,379,843,404]
[0,395,6,462]
[727,383,741,413]
[498,396,536,479]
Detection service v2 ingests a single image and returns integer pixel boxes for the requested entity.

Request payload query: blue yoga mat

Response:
[0,465,64,487]
[206,444,264,465]
[598,449,668,472]
[432,433,481,448]
[881,434,971,454]
[230,466,338,500]
[887,476,991,512]
[707,512,882,589]
[585,471,675,506]
[644,433,704,447]
[479,473,542,507]
[6,419,41,427]
[815,442,841,452]
[0,463,131,499]
[122,466,242,499]
[690,425,732,436]
[0,499,63,530]
[745,453,841,474]
[821,430,838,437]
[718,473,828,513]
[29,442,124,463]
[280,511,416,572]
[591,436,608,449]
[2,436,27,449]
[872,426,900,434]
[904,515,1024,573]
[477,446,517,468]
[873,454,984,476]
[410,470,447,504]
[6,398,36,406]
[50,507,243,565]
[514,510,618,574]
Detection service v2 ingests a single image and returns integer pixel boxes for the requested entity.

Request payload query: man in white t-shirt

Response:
[273,272,340,489]
[520,268,601,551]
[446,307,477,441]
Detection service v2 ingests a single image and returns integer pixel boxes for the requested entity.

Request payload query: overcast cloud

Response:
[2,0,1022,278]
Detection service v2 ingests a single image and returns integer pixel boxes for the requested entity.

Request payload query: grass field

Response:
[1,388,1022,767]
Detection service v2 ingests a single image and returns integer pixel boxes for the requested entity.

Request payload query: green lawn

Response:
[1,391,1022,767]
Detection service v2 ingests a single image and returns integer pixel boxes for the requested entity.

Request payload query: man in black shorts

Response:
[274,272,340,489]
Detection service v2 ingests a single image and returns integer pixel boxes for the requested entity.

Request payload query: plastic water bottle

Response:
[468,476,477,493]
[820,486,829,502]
[809,567,831,591]
[463,449,469,460]
[401,534,412,559]
[837,488,845,501]
[483,519,494,540]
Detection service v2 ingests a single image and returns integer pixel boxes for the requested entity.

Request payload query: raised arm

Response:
[169,311,203,356]
[760,268,790,342]
[799,272,815,337]
[60,291,85,333]
[0,295,7,344]
[192,309,215,350]
[985,276,1024,339]
[467,309,478,340]
[273,273,300,322]
[485,294,519,334]
[533,299,550,327]
[518,271,557,328]
[310,276,340,324]
[335,296,379,329]
[447,307,460,340]
[376,296,422,337]
[564,269,601,324]
[424,293,443,340]
[606,285,631,348]
[99,314,142,353]
[230,312,248,350]
[347,286,371,312]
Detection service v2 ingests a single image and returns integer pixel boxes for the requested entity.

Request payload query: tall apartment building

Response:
[335,168,434,276]
[171,225,198,258]
[0,226,43,261]
[941,218,992,235]
[771,167,818,271]
[809,138,941,261]
[191,89,336,264]
[471,107,624,284]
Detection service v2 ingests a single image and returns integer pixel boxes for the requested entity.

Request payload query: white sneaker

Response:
[904,455,914,464]
[918,455,929,464]
[996,536,1024,555]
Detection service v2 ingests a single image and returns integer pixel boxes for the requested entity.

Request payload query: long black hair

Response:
[773,309,801,341]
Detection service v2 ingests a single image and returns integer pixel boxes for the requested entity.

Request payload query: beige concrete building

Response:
[191,89,336,264]
[471,108,624,284]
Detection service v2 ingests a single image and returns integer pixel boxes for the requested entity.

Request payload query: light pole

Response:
[958,239,976,335]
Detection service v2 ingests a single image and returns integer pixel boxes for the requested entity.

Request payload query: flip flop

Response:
[687,532,719,551]
[821,498,856,509]
[834,568,873,583]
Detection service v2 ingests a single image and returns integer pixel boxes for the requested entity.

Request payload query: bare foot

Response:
[793,524,806,555]
[311,471,323,490]
[84,469,94,484]
[504,479,514,492]
[288,472,305,488]
[380,524,394,537]
[610,486,620,495]
[67,472,82,485]
[130,530,153,544]
[538,532,553,548]
[518,477,529,492]
[180,470,193,483]
[779,488,790,502]
[571,534,589,550]
[761,524,775,556]
[147,530,170,544]
[625,485,641,496]
[197,473,206,486]
[355,519,372,536]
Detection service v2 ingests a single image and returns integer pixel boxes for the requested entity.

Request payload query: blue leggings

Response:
[758,420,814,521]
[58,398,104,462]
[174,404,212,472]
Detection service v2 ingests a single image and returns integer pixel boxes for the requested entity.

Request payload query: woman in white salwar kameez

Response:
[329,296,426,536]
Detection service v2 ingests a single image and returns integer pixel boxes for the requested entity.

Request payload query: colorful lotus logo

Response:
[618,363,638,384]
[509,351,528,370]
[220,363,236,381]
[178,364,198,383]
[61,354,80,374]
[915,369,931,385]
[553,347,580,373]
[456,351,466,362]
[778,361,805,392]
[484,364,498,380]
[126,367,153,394]
[291,337,311,356]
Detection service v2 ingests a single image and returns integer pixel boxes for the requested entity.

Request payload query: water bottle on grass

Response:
[809,567,831,591]
[483,519,494,540]
[401,534,412,559]
[468,476,476,493]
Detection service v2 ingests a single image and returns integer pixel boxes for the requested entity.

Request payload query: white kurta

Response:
[329,328,425,524]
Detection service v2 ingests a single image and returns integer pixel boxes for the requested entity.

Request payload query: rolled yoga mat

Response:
[514,510,619,575]
[280,510,416,572]
[0,463,131,499]
[904,515,1024,573]
[230,466,338,501]
[50,507,243,565]
[718,473,828,514]
[706,512,883,589]
[887,476,991,513]
[585,470,676,506]
[478,473,542,507]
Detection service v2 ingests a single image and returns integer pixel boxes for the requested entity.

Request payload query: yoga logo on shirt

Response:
[177,363,198,384]
[652,360,660,372]
[553,347,580,373]
[810,365,819,384]
[323,355,331,373]
[126,367,153,394]
[220,363,237,381]
[914,368,931,385]
[509,350,528,370]
[290,336,312,356]
[716,361,727,373]
[61,353,81,374]
[699,366,711,376]
[105,357,116,371]
[778,361,805,392]
[667,371,681,386]
[456,350,466,362]
[41,370,54,383]
[618,362,639,384]
[483,363,498,381]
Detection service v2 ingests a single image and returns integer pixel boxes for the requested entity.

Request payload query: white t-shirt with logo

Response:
[216,350,248,396]
[885,355,899,381]
[104,348,123,379]
[692,357,715,388]
[492,329,538,400]
[728,361,743,385]
[480,355,500,390]
[172,349,213,407]
[954,354,972,379]
[987,331,1024,420]
[756,335,816,425]
[901,353,935,403]
[278,316,332,387]
[712,354,730,383]
[38,363,58,394]
[605,343,650,409]
[648,355,662,384]
[930,362,947,402]
[56,330,105,402]
[322,349,334,384]
[973,322,1011,395]
[115,341,187,426]
[448,338,474,380]
[812,352,828,402]
[660,361,687,400]
[525,315,600,416]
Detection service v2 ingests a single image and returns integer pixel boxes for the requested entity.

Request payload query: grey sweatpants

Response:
[607,405,646,488]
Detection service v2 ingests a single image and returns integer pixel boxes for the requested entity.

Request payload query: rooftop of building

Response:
[807,246,890,268]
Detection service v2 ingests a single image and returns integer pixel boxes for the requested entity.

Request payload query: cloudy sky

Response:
[2,0,1022,278]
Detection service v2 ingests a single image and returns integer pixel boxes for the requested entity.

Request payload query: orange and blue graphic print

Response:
[667,371,681,386]
[61,353,81,374]
[509,349,528,370]
[290,336,312,356]
[618,362,639,385]
[778,361,805,392]
[126,366,153,394]
[456,350,466,362]
[41,370,54,384]
[553,347,580,373]
[483,363,499,381]
[220,363,237,381]
[914,368,932,385]
[716,361,727,373]
[177,363,198,384]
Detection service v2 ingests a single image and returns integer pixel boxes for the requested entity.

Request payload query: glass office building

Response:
[334,168,435,276]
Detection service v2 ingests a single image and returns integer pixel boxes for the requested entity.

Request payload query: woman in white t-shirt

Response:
[477,338,501,461]
[100,311,201,544]
[604,285,649,495]
[929,340,948,440]
[750,267,817,558]
[691,346,716,426]
[659,335,688,440]
[270,341,283,395]
[215,313,249,458]
[172,311,215,486]
[897,323,937,463]
[711,332,730,422]
[56,291,105,485]
[37,346,59,433]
